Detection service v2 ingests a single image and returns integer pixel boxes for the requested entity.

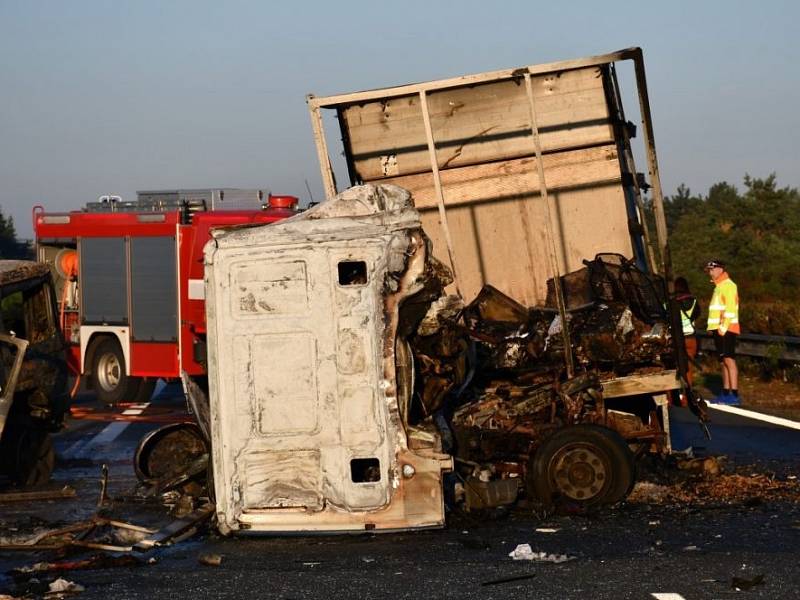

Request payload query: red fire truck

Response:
[33,189,299,404]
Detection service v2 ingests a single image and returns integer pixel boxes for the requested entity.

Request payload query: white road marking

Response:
[121,402,150,416]
[651,594,687,600]
[152,379,167,398]
[62,380,168,460]
[62,401,151,460]
[81,421,130,446]
[707,403,800,431]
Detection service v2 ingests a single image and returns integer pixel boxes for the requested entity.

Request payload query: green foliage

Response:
[0,207,31,259]
[662,175,800,334]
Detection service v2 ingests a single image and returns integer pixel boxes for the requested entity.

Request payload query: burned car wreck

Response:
[188,183,696,534]
[0,260,69,487]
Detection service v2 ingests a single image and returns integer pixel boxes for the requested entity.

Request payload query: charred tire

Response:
[89,337,141,406]
[134,422,208,483]
[527,424,635,509]
[2,428,55,488]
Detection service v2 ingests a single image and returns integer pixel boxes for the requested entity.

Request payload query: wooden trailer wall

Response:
[309,48,666,307]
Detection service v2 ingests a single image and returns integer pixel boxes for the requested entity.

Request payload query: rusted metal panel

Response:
[205,184,452,534]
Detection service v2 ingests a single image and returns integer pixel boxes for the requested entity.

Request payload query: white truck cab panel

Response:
[205,185,452,534]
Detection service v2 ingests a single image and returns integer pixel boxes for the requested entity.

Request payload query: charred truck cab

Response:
[0,261,68,487]
[205,186,454,533]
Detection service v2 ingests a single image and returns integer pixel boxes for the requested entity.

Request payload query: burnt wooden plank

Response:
[602,371,679,398]
[133,503,214,551]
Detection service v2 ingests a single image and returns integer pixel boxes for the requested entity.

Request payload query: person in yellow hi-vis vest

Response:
[704,259,740,405]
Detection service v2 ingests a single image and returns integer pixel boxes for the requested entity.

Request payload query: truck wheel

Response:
[527,424,634,509]
[5,428,55,488]
[90,337,141,406]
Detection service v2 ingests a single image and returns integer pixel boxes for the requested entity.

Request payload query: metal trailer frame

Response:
[306,47,683,441]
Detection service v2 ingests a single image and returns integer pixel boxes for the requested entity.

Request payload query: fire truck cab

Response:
[33,189,299,404]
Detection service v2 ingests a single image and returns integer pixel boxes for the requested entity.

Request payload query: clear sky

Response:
[1,0,798,238]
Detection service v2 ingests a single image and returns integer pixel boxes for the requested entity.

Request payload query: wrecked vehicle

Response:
[173,48,704,533]
[410,262,680,511]
[199,183,686,534]
[299,48,704,516]
[0,261,69,487]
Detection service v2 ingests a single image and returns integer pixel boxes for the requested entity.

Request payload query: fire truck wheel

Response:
[90,337,139,406]
[527,424,634,509]
[2,428,55,488]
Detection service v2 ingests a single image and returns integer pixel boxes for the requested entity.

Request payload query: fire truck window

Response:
[337,261,368,286]
[0,292,25,338]
[24,285,55,344]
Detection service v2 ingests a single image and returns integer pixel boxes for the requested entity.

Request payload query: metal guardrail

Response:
[697,331,800,361]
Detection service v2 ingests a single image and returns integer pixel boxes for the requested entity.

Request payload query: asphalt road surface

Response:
[1,386,799,600]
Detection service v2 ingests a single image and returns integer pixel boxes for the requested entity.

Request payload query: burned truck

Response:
[304,49,703,515]
[200,182,695,534]
[0,261,69,487]
[193,48,702,533]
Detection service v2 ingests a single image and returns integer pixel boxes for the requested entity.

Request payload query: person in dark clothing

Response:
[674,277,701,390]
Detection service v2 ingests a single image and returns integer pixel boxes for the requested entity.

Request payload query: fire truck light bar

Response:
[137,214,167,223]
[40,215,71,224]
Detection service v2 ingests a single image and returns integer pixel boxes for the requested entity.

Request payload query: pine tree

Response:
[665,175,800,334]
[0,207,30,259]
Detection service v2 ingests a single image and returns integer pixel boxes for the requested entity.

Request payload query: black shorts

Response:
[713,331,737,359]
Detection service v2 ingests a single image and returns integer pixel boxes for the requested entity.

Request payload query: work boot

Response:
[714,393,740,406]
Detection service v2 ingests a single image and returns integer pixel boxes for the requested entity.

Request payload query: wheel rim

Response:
[549,443,610,502]
[97,352,122,392]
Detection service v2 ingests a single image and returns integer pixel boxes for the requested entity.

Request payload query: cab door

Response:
[208,239,394,522]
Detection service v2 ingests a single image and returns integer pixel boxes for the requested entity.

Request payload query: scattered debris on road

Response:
[0,486,76,503]
[508,543,575,563]
[133,503,214,551]
[731,573,765,591]
[47,577,85,596]
[629,459,800,507]
[10,554,144,577]
[198,553,223,567]
[0,515,160,553]
[481,573,538,587]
